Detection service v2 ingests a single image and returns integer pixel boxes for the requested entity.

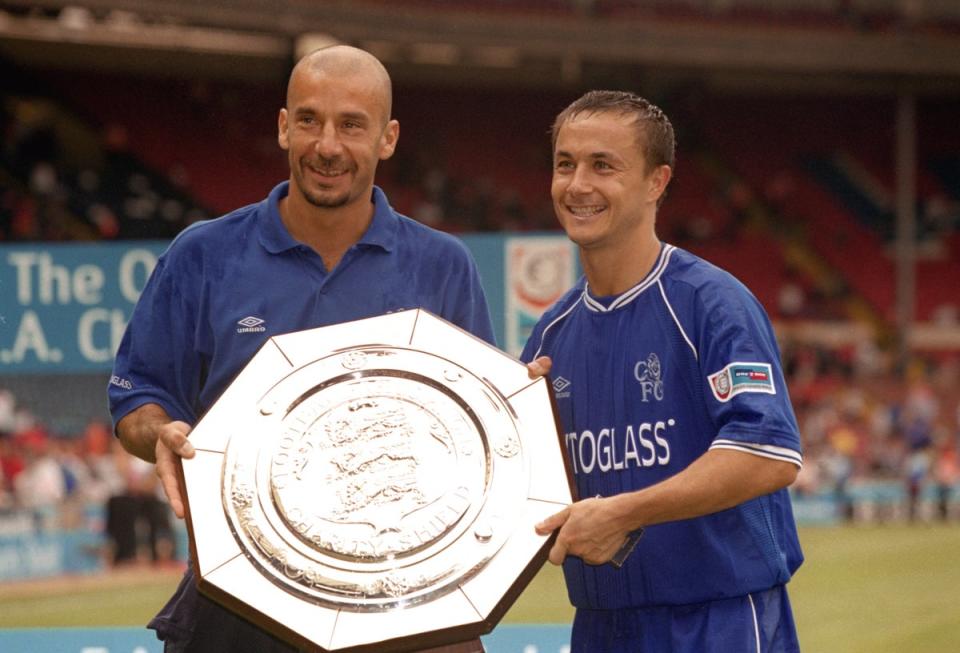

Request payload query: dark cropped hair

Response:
[551,90,676,174]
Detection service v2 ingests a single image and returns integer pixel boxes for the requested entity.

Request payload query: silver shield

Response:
[180,309,573,652]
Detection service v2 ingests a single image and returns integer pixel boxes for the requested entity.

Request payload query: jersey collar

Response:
[259,182,398,254]
[583,243,675,313]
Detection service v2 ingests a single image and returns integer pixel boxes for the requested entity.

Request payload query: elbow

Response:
[754,459,800,496]
[115,415,136,454]
[117,430,137,457]
[774,461,800,491]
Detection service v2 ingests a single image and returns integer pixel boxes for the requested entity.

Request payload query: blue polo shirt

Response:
[109,181,495,427]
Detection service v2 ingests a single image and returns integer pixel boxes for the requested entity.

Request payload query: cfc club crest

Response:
[634,353,664,402]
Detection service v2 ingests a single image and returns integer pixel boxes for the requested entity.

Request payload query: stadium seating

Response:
[4,61,957,324]
[696,93,959,322]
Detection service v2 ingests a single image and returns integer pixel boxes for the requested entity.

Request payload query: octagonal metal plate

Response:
[179,308,573,652]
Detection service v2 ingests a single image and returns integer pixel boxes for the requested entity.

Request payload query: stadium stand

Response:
[693,93,960,323]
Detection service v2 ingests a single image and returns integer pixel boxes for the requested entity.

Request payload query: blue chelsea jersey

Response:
[521,244,803,609]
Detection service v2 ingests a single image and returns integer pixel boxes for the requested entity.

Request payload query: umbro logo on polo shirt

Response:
[236,316,266,334]
[552,376,571,399]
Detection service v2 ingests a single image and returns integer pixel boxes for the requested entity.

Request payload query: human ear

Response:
[648,164,672,203]
[277,108,290,151]
[378,119,400,160]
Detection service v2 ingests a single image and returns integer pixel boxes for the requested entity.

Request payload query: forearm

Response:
[116,403,173,463]
[116,403,195,519]
[612,448,799,531]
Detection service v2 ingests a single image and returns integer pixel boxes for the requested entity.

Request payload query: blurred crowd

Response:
[785,342,960,522]
[0,91,555,240]
[386,163,556,234]
[0,390,175,567]
[1,95,209,242]
[0,341,958,569]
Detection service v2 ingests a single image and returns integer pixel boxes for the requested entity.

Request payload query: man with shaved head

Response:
[108,46,494,652]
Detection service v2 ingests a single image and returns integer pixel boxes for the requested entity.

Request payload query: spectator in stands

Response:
[777,271,807,319]
[931,437,960,520]
[411,165,448,227]
[105,450,173,566]
[905,443,931,521]
[0,436,21,509]
[0,389,22,506]
[496,188,528,231]
[12,423,65,531]
[902,370,938,451]
[0,462,7,509]
[108,45,494,653]
[7,103,59,181]
[0,389,16,432]
[80,419,125,504]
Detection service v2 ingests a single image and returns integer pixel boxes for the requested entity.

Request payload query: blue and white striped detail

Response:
[748,593,761,653]
[711,439,803,468]
[583,244,675,313]
[531,295,582,360]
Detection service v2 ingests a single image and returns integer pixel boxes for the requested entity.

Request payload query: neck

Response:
[581,230,662,297]
[279,187,374,271]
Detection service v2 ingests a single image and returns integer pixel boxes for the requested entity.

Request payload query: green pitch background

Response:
[3,525,959,652]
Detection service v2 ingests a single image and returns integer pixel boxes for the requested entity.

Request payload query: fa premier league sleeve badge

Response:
[708,362,775,402]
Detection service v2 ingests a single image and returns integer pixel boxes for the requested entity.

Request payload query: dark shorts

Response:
[152,569,298,653]
[570,585,800,653]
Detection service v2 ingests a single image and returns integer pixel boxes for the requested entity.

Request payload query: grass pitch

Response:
[789,524,960,652]
[2,525,959,652]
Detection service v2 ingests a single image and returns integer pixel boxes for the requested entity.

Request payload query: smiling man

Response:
[522,91,804,653]
[277,48,398,268]
[108,46,494,652]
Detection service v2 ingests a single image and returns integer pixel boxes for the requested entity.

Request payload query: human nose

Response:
[314,123,344,158]
[566,164,592,195]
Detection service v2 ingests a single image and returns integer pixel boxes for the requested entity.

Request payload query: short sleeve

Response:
[108,254,202,428]
[439,240,496,346]
[696,279,802,467]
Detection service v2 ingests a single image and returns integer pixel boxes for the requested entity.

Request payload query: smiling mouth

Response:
[566,205,606,217]
[307,166,348,178]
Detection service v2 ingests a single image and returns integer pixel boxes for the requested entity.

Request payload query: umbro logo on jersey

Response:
[552,376,571,398]
[236,316,266,333]
[634,353,664,402]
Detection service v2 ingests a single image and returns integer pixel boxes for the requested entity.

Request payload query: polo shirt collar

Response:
[259,181,398,254]
[361,186,399,252]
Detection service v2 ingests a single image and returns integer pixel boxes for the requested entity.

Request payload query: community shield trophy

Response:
[178,309,574,652]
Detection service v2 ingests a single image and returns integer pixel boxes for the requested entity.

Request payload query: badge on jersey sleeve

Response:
[707,362,775,402]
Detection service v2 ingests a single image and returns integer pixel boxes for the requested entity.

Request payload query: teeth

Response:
[308,166,346,177]
[568,205,605,217]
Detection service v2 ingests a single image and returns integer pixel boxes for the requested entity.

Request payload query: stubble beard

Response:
[296,156,353,209]
[303,186,351,209]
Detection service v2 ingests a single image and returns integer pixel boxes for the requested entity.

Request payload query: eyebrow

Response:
[339,111,370,123]
[292,108,371,123]
[555,149,616,160]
